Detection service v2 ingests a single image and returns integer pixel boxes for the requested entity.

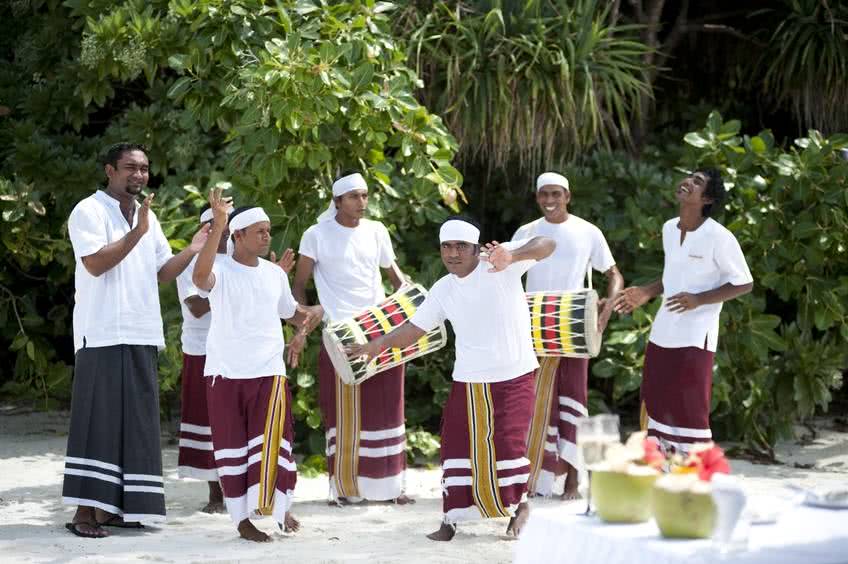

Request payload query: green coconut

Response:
[652,477,717,539]
[592,469,658,523]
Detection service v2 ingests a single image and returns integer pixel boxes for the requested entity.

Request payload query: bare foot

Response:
[561,464,581,500]
[283,512,300,533]
[328,497,352,507]
[237,519,270,542]
[426,522,456,541]
[393,494,416,505]
[202,482,225,513]
[506,502,530,537]
[201,500,226,513]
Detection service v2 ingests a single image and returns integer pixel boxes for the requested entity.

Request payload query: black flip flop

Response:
[65,522,107,538]
[98,516,144,529]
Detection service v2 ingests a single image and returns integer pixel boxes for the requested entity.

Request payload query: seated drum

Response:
[526,289,601,358]
[322,284,447,385]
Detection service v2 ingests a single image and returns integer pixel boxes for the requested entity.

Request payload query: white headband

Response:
[536,172,569,192]
[332,173,367,197]
[200,206,235,224]
[439,220,480,244]
[229,207,270,232]
[318,173,369,223]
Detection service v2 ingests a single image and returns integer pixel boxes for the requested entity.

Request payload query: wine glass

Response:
[576,414,620,516]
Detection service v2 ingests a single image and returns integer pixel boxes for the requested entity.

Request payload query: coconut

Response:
[652,473,717,538]
[591,464,659,523]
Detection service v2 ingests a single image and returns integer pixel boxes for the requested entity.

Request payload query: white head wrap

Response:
[200,208,214,224]
[439,219,480,244]
[229,207,270,232]
[317,173,368,223]
[536,172,569,192]
[228,207,270,256]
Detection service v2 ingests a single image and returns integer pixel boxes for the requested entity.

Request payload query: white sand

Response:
[1,408,846,563]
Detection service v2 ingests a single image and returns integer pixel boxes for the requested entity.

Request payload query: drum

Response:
[322,284,447,385]
[526,289,601,358]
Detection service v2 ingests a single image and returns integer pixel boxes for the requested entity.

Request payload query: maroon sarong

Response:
[641,342,714,455]
[440,372,534,524]
[177,353,217,481]
[206,375,296,526]
[525,357,588,495]
[318,344,406,501]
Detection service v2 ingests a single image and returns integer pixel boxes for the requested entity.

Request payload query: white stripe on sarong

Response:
[326,425,406,441]
[559,412,581,426]
[214,435,264,461]
[547,425,558,435]
[277,456,297,472]
[647,416,712,439]
[124,473,164,483]
[65,456,121,474]
[442,457,529,471]
[361,425,406,440]
[179,438,214,451]
[558,396,588,416]
[124,485,165,494]
[180,423,211,435]
[63,468,122,485]
[325,442,405,458]
[443,473,530,488]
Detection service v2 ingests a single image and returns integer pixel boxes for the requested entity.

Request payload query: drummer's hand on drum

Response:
[597,298,614,333]
[345,339,383,362]
[286,332,307,368]
[613,286,651,315]
[481,241,512,272]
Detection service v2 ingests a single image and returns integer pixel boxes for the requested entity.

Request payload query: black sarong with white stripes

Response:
[62,344,166,522]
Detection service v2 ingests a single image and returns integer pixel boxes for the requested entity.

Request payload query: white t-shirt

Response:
[203,257,298,379]
[410,240,539,383]
[299,218,396,321]
[68,190,173,353]
[649,218,753,352]
[176,254,224,356]
[512,215,615,292]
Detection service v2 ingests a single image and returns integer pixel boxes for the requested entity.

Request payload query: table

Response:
[514,504,848,564]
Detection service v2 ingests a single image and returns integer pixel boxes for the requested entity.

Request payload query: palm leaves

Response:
[401,0,653,172]
[758,0,848,134]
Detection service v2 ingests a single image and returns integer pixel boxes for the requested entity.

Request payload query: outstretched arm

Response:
[612,278,663,315]
[598,265,625,332]
[345,322,426,361]
[481,236,555,272]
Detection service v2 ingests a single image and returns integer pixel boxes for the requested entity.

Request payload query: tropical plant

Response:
[756,0,848,135]
[400,0,653,172]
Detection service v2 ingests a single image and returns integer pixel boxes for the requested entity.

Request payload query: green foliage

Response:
[399,0,653,171]
[756,0,848,135]
[0,0,460,460]
[564,113,847,453]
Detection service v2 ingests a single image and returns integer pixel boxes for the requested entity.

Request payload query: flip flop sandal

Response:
[65,522,107,538]
[98,516,144,529]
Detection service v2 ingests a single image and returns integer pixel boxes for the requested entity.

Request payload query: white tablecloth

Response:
[514,505,848,564]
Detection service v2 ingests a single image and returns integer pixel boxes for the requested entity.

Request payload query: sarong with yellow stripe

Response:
[439,372,535,524]
[319,344,407,502]
[206,375,297,527]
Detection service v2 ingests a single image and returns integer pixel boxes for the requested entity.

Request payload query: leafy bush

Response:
[565,113,847,455]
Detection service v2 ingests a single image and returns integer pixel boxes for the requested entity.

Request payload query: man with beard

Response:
[63,143,208,537]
